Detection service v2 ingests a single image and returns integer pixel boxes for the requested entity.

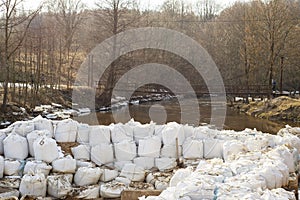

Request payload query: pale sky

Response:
[23,0,240,11]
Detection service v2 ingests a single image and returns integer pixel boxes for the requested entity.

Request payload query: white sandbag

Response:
[71,145,90,160]
[162,123,185,145]
[114,161,133,171]
[0,131,7,155]
[133,157,155,170]
[100,182,125,198]
[0,156,4,178]
[272,146,295,173]
[169,167,193,187]
[76,160,95,169]
[203,139,224,159]
[0,189,20,199]
[155,181,168,190]
[161,145,182,158]
[76,185,100,199]
[133,123,155,144]
[77,123,90,144]
[120,163,145,182]
[27,130,51,157]
[110,124,134,143]
[32,116,54,137]
[245,136,269,151]
[155,158,177,171]
[115,177,131,186]
[12,121,34,137]
[182,139,203,159]
[54,119,78,142]
[194,126,218,139]
[100,169,119,182]
[154,125,165,140]
[138,136,161,158]
[182,125,195,139]
[4,160,21,176]
[223,140,247,161]
[89,125,111,146]
[91,144,114,166]
[261,188,296,200]
[3,133,28,160]
[33,136,59,163]
[114,140,136,161]
[23,160,52,176]
[19,173,47,197]
[74,167,102,186]
[47,174,73,198]
[52,156,76,173]
[258,166,283,189]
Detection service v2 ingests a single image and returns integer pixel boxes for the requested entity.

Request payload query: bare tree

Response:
[0,0,40,112]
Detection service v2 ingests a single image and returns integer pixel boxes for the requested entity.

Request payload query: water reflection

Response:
[75,99,300,134]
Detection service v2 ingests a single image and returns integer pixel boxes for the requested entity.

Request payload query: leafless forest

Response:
[0,0,300,112]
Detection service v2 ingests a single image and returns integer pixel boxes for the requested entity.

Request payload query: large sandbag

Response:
[270,146,295,173]
[77,123,90,144]
[258,166,283,189]
[194,126,218,139]
[100,182,125,198]
[182,138,203,159]
[182,125,195,139]
[23,160,52,176]
[133,123,155,144]
[12,121,34,137]
[0,189,20,199]
[133,157,155,170]
[203,139,224,159]
[76,160,95,169]
[89,125,111,146]
[138,136,161,158]
[162,122,185,145]
[169,167,193,187]
[47,174,73,198]
[245,136,269,151]
[3,133,28,160]
[19,173,47,197]
[27,130,51,157]
[114,161,133,171]
[33,136,59,163]
[161,144,183,159]
[110,124,134,143]
[0,131,7,155]
[71,145,90,160]
[155,158,177,171]
[223,140,247,161]
[4,159,21,176]
[261,188,296,200]
[154,125,165,140]
[52,156,76,173]
[114,140,136,161]
[91,144,114,166]
[32,116,54,137]
[74,167,102,186]
[120,163,145,182]
[54,119,78,142]
[100,169,119,182]
[76,185,100,199]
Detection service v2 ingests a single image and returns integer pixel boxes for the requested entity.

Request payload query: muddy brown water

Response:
[75,99,300,135]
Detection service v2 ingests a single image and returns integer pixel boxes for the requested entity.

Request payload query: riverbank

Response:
[234,96,300,122]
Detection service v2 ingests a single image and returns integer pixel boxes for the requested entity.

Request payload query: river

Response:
[75,98,300,134]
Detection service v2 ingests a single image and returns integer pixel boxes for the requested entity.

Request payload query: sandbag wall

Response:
[0,116,299,199]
